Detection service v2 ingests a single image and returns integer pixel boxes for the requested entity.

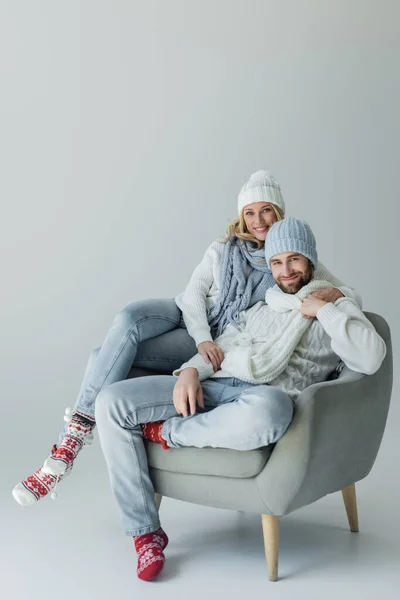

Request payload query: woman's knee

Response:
[112,299,179,331]
[112,301,146,331]
[90,346,101,362]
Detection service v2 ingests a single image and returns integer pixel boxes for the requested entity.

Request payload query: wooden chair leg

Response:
[341,483,359,532]
[261,514,280,581]
[154,493,162,510]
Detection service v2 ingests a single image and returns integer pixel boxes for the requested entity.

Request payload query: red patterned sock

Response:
[141,422,169,450]
[12,445,70,506]
[43,411,96,476]
[134,527,169,581]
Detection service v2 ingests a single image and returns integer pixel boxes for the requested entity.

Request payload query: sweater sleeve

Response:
[172,322,240,381]
[175,241,222,346]
[316,298,386,375]
[172,353,215,381]
[316,261,362,308]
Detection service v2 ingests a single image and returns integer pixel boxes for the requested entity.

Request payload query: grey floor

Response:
[3,412,400,600]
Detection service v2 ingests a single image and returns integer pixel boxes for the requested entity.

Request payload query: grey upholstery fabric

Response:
[147,312,392,517]
[146,442,273,478]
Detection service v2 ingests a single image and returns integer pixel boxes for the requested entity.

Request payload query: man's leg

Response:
[95,375,180,535]
[162,381,294,451]
[12,299,185,507]
[95,375,180,581]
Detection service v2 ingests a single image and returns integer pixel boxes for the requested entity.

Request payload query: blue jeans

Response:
[95,376,293,536]
[59,299,197,442]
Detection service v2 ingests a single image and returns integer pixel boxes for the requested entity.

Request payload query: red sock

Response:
[134,527,169,581]
[141,422,169,450]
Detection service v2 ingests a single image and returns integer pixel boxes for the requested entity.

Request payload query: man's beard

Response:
[276,264,314,294]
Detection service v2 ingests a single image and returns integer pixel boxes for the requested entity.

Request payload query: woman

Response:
[12,170,356,505]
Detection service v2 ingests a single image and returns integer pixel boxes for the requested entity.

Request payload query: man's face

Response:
[270,252,313,294]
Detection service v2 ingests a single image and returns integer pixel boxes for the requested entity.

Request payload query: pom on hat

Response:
[238,170,285,216]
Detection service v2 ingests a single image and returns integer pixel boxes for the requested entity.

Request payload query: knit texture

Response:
[134,528,169,581]
[43,411,95,477]
[142,422,170,450]
[265,217,318,268]
[207,238,274,337]
[238,170,285,215]
[175,240,359,346]
[12,444,73,506]
[175,295,383,399]
[220,279,334,383]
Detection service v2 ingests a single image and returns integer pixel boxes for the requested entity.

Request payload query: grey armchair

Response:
[142,312,392,581]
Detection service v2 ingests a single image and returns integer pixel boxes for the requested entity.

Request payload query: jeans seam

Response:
[127,426,153,526]
[134,357,185,364]
[125,523,161,537]
[124,402,175,424]
[123,401,176,525]
[133,315,182,329]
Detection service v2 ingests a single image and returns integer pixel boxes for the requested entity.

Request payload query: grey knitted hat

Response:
[237,170,285,216]
[265,217,318,268]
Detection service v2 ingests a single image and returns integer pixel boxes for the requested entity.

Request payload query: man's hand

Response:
[173,368,204,417]
[301,296,328,319]
[310,287,344,303]
[198,341,224,372]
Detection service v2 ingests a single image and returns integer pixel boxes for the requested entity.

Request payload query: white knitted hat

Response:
[238,170,285,216]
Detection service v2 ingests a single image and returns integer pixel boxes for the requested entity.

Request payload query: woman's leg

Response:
[74,298,185,419]
[132,327,198,374]
[12,299,189,506]
[56,347,101,445]
[56,316,198,441]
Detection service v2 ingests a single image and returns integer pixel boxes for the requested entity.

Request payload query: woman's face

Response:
[242,202,278,241]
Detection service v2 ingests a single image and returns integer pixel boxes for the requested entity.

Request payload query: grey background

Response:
[0,1,398,598]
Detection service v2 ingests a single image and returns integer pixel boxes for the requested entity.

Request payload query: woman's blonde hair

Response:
[225,203,284,249]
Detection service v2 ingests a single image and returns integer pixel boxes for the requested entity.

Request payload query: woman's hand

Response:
[198,341,225,372]
[301,296,327,319]
[310,287,344,303]
[173,368,204,417]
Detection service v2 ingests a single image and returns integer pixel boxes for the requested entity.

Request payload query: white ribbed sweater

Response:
[175,240,361,346]
[174,293,386,400]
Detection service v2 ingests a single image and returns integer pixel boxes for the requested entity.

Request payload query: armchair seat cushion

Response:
[145,441,273,478]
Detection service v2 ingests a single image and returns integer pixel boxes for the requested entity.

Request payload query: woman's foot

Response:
[134,527,169,580]
[12,409,95,506]
[12,445,73,505]
[43,410,95,476]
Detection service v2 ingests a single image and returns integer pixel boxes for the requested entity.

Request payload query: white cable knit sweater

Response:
[174,286,386,400]
[175,240,361,346]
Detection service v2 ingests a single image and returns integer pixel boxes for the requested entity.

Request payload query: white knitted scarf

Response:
[221,279,334,384]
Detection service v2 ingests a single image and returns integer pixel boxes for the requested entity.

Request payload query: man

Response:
[95,217,386,581]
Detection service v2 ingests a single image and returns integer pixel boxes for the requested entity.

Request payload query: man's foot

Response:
[134,527,169,581]
[141,422,169,450]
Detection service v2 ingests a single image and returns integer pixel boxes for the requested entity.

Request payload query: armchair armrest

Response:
[256,353,392,516]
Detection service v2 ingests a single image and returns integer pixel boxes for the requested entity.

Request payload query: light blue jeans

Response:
[95,376,294,536]
[58,299,197,442]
